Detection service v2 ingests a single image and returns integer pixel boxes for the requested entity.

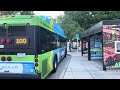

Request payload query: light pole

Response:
[76,34,79,53]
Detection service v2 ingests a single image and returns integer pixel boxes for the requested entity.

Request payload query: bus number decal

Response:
[16,39,27,44]
[15,38,28,45]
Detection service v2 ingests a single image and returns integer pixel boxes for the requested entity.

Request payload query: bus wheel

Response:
[52,56,58,73]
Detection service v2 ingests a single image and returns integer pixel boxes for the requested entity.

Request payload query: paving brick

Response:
[74,77,94,79]
[50,49,120,79]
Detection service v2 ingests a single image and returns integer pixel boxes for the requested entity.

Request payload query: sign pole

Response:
[76,34,80,53]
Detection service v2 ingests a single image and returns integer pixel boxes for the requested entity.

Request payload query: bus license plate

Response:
[17,53,26,58]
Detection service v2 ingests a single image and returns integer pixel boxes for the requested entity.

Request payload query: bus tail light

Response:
[35,59,38,62]
[35,55,38,58]
[35,63,38,67]
[1,57,6,61]
[6,39,12,44]
[5,16,8,18]
[35,69,38,74]
[7,57,12,61]
[12,16,15,17]
[1,39,6,44]
[31,16,34,18]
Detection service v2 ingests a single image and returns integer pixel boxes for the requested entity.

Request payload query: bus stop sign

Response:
[76,34,79,39]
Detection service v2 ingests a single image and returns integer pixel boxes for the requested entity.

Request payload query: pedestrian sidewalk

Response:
[63,49,120,79]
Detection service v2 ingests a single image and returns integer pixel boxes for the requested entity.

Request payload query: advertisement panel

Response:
[103,25,120,67]
[90,34,103,60]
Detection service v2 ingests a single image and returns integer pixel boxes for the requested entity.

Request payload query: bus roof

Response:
[39,16,66,38]
[0,15,67,38]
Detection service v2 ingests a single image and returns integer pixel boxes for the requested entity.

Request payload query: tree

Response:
[56,13,84,39]
[64,11,120,30]
[57,11,120,39]
[0,11,18,15]
[19,11,34,15]
[0,11,34,15]
[56,15,64,24]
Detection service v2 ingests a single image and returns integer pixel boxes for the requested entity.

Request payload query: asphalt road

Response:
[46,54,72,79]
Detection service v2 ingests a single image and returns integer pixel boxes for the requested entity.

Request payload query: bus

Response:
[0,15,67,79]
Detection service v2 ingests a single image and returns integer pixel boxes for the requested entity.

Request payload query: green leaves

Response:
[57,11,120,40]
[0,11,18,15]
[56,12,84,39]
[0,11,34,15]
[19,11,34,15]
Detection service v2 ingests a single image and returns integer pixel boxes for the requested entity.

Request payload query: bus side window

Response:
[40,28,47,53]
[47,38,51,51]
[46,31,52,52]
[48,32,57,50]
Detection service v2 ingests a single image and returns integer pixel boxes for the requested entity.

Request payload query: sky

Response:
[34,11,64,19]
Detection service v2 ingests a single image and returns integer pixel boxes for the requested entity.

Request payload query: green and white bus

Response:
[0,15,67,79]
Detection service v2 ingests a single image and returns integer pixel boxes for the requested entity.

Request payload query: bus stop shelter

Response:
[81,20,120,70]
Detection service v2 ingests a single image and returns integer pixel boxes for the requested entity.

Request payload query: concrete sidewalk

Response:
[63,49,120,79]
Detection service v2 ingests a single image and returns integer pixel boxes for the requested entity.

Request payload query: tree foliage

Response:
[0,11,18,15]
[65,11,120,29]
[19,11,34,15]
[57,11,120,39]
[56,13,84,39]
[0,11,34,15]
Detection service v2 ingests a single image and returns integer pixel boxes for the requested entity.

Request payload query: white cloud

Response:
[34,11,64,19]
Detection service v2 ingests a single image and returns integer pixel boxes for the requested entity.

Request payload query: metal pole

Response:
[81,39,83,56]
[88,36,91,61]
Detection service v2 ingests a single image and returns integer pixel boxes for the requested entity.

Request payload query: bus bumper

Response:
[0,73,41,79]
